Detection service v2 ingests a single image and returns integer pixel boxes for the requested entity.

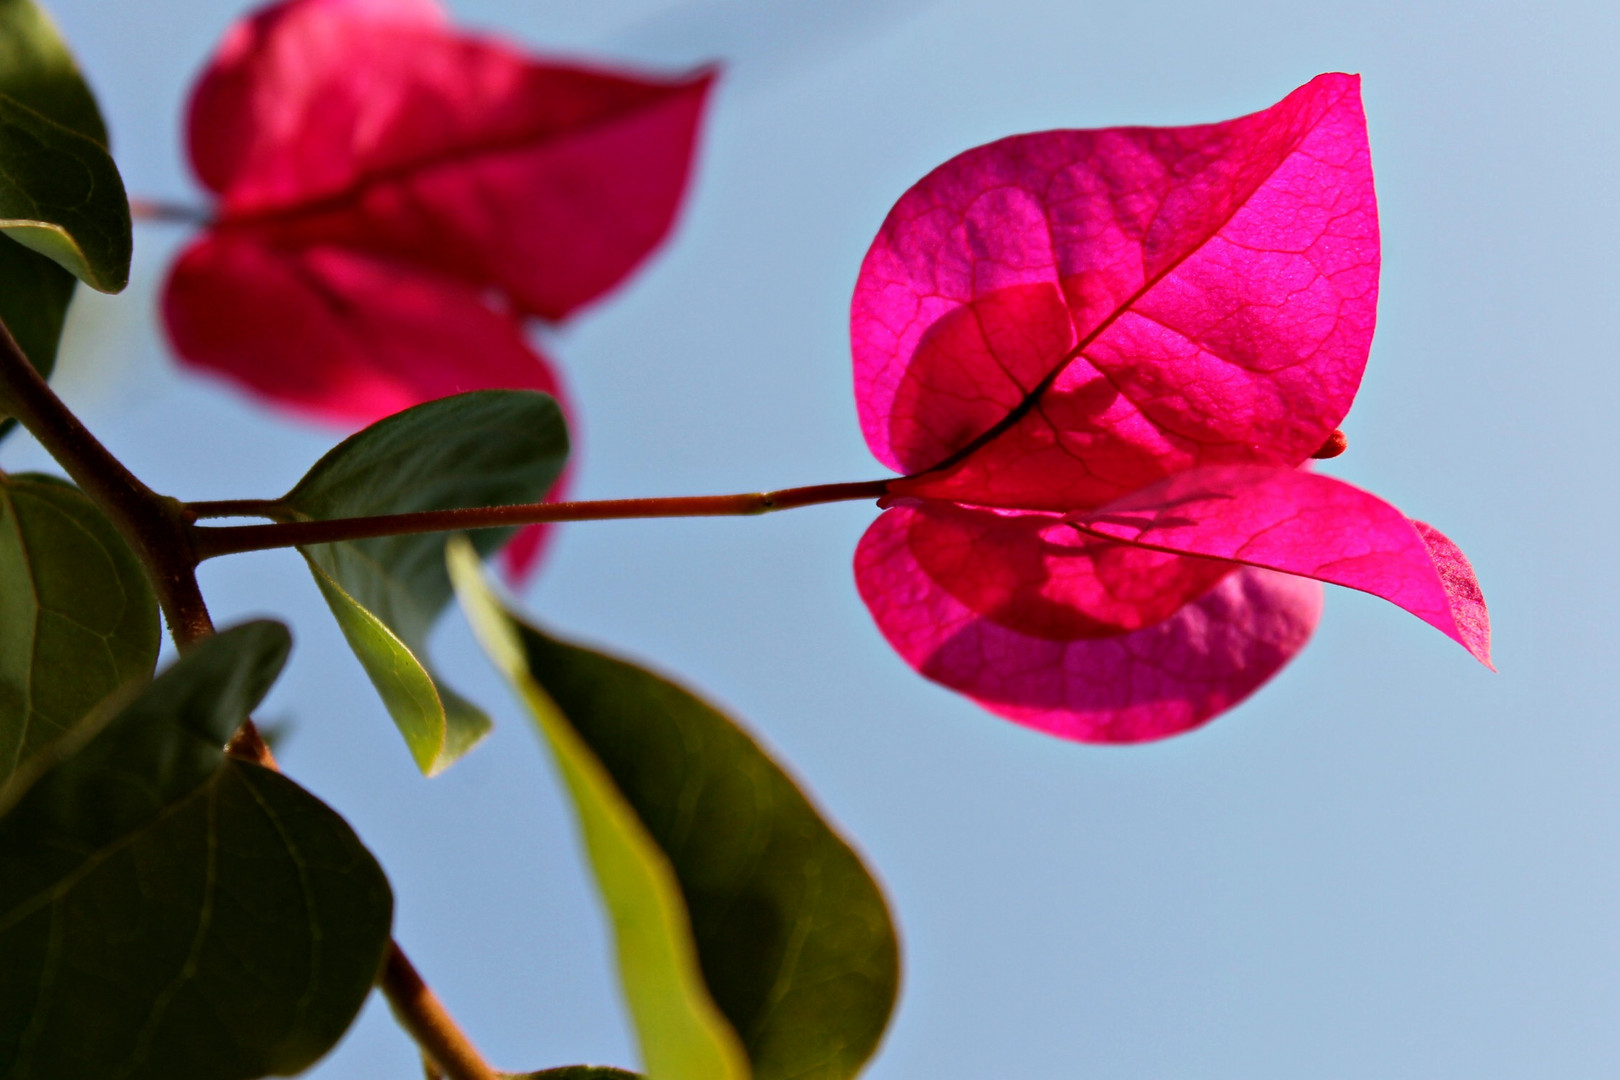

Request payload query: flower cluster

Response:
[849,74,1489,742]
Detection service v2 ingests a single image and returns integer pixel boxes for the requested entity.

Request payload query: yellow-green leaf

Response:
[305,555,488,774]
[452,541,899,1080]
[278,390,567,774]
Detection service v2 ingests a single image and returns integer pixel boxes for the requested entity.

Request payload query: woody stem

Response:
[0,316,214,647]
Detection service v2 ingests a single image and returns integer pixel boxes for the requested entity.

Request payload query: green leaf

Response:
[0,0,111,405]
[0,622,395,1080]
[0,0,128,299]
[0,238,73,388]
[452,542,900,1080]
[0,87,130,293]
[514,1069,644,1079]
[278,390,568,775]
[0,471,159,797]
[0,0,109,148]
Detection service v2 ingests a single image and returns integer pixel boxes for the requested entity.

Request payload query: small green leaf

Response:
[0,622,394,1080]
[278,390,568,775]
[303,555,490,775]
[452,542,900,1080]
[0,471,159,795]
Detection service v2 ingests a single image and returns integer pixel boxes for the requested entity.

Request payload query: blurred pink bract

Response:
[164,0,714,577]
[850,74,1490,743]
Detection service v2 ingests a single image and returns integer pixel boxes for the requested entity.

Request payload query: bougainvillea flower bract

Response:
[851,73,1490,743]
[163,0,715,575]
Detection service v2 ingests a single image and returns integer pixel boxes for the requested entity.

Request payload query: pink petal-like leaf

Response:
[188,0,714,320]
[888,497,1234,640]
[162,231,566,425]
[1071,464,1492,666]
[854,73,1378,511]
[855,505,1323,743]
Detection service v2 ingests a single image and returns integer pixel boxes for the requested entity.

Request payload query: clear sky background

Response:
[6,0,1616,1076]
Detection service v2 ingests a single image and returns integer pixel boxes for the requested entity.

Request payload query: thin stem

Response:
[191,479,893,560]
[0,319,214,646]
[382,945,502,1080]
[128,197,213,225]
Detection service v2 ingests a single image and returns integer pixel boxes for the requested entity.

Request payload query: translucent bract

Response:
[850,74,1490,742]
[164,0,714,577]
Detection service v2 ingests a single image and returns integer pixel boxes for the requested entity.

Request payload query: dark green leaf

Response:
[0,238,73,391]
[0,0,108,147]
[279,390,568,775]
[0,67,127,291]
[453,543,900,1080]
[0,471,159,798]
[0,622,394,1080]
[0,0,109,408]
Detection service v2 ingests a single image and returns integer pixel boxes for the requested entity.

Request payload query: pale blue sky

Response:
[7,0,1617,1076]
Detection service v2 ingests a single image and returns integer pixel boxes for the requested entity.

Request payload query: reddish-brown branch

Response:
[382,946,503,1080]
[190,479,893,559]
[0,318,214,646]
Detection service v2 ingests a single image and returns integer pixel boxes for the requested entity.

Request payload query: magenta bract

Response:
[164,0,714,579]
[850,74,1489,742]
[179,0,713,326]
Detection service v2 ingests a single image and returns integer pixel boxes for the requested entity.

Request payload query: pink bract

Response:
[1070,465,1491,666]
[856,506,1325,743]
[850,74,1490,742]
[165,236,566,426]
[165,0,714,580]
[183,0,714,321]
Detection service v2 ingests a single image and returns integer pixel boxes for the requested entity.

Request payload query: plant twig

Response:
[190,479,893,559]
[383,945,503,1080]
[0,319,214,646]
[128,197,212,224]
